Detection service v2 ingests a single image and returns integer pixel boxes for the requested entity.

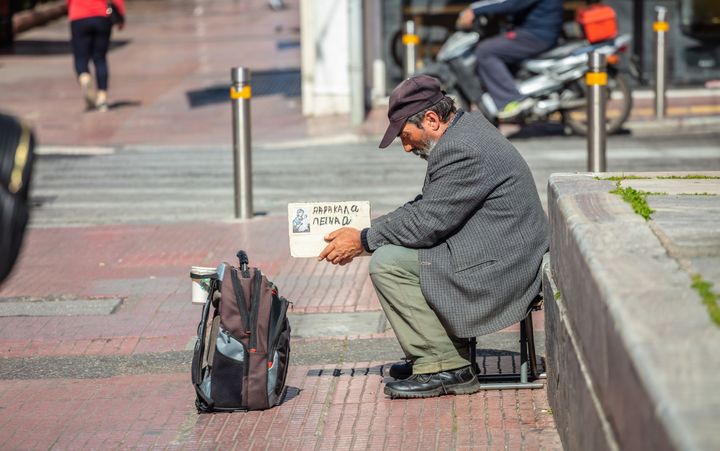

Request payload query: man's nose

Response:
[401,141,413,153]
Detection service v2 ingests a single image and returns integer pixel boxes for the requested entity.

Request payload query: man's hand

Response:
[318,227,364,265]
[456,8,475,30]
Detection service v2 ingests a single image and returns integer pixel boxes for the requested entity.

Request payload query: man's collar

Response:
[448,110,464,129]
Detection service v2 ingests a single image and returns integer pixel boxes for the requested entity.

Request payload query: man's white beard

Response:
[412,138,438,160]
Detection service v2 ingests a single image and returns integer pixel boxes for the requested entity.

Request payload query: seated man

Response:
[456,0,563,118]
[318,75,548,399]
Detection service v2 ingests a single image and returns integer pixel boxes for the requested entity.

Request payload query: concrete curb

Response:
[546,173,720,451]
[625,115,720,136]
[543,264,619,451]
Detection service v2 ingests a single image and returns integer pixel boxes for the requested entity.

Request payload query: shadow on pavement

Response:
[1,39,130,56]
[108,100,142,110]
[505,122,567,140]
[301,350,546,378]
[506,121,632,140]
[280,386,301,405]
[186,68,300,108]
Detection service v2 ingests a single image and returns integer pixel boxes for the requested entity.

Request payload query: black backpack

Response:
[0,113,35,284]
[192,250,291,412]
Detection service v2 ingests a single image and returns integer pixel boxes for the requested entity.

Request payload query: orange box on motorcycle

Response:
[576,4,618,44]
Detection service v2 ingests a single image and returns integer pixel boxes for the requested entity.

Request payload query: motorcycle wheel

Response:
[561,71,633,136]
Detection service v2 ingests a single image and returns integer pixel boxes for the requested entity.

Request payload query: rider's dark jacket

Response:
[469,0,563,45]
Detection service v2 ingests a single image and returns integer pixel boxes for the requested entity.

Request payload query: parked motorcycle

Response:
[419,17,634,135]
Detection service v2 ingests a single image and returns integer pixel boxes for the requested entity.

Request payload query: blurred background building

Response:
[300,0,720,116]
[2,0,719,117]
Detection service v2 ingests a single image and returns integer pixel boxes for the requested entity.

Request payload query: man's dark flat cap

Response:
[379,75,445,149]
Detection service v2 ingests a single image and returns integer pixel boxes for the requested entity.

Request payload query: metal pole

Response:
[230,67,253,219]
[348,0,365,126]
[632,0,644,84]
[403,20,418,78]
[654,6,669,119]
[586,51,607,173]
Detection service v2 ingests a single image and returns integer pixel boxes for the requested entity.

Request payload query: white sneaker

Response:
[95,90,109,112]
[497,97,535,120]
[78,73,96,110]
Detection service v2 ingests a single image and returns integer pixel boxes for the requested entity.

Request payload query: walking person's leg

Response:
[89,17,113,111]
[70,18,96,109]
[475,30,553,117]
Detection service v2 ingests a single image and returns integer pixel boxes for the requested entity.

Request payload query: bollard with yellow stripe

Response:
[586,71,607,86]
[653,6,669,119]
[402,33,420,46]
[403,20,418,77]
[653,21,669,33]
[230,85,252,100]
[230,67,254,219]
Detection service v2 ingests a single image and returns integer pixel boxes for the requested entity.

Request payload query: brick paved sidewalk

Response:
[1,0,561,446]
[0,218,379,359]
[0,218,542,357]
[0,364,560,450]
[0,217,560,449]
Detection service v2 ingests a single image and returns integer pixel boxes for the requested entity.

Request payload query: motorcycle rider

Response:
[456,0,564,119]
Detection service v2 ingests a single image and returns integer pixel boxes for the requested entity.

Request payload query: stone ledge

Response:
[546,172,720,451]
[543,264,619,451]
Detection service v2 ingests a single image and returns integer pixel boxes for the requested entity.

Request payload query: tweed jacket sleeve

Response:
[366,135,493,250]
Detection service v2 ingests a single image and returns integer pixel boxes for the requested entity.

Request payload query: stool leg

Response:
[525,311,539,379]
[469,337,479,374]
[519,318,528,384]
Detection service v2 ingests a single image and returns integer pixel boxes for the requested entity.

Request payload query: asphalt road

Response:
[28,130,720,227]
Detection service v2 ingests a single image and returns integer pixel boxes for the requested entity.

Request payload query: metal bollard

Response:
[403,20,419,78]
[586,51,607,172]
[348,0,364,126]
[653,6,669,119]
[230,67,254,219]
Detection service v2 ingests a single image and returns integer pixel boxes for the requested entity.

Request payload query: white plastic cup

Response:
[191,266,217,304]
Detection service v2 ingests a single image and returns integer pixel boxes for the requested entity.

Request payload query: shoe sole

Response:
[383,377,481,399]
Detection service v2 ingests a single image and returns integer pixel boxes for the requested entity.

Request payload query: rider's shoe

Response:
[497,98,535,119]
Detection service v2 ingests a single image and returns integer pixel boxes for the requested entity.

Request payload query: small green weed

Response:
[554,291,561,300]
[691,275,720,327]
[656,175,720,180]
[609,185,666,220]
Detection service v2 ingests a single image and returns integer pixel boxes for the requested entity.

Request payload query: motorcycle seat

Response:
[522,41,593,73]
[531,41,588,60]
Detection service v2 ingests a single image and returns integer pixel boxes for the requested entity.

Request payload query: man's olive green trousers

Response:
[369,244,471,374]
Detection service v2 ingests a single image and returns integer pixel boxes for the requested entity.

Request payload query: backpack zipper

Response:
[230,268,251,334]
[248,269,262,352]
[266,295,290,365]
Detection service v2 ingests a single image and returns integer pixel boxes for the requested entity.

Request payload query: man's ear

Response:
[423,110,442,131]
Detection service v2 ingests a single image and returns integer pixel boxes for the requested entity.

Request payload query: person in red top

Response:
[66,0,125,111]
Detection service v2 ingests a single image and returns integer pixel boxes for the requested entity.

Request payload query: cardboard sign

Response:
[288,201,371,258]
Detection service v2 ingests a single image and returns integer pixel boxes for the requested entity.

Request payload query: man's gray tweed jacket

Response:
[366,111,548,338]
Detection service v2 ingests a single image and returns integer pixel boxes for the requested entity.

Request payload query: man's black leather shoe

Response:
[383,365,480,399]
[388,361,413,380]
